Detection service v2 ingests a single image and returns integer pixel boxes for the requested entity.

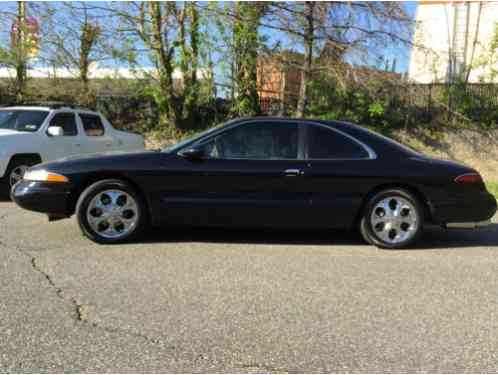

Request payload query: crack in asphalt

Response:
[30,253,171,346]
[30,256,84,321]
[12,243,172,348]
[1,208,292,371]
[0,210,210,364]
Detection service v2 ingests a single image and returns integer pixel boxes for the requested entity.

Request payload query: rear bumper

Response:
[432,191,497,225]
[11,180,73,218]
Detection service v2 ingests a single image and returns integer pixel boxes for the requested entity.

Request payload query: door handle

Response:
[283,169,302,177]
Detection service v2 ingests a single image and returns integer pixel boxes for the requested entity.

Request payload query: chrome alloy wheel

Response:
[86,189,139,239]
[9,165,29,187]
[370,196,419,245]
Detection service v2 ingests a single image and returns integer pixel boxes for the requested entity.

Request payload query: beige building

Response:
[409,1,498,83]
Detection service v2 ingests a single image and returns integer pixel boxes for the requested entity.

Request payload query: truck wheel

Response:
[1,156,41,198]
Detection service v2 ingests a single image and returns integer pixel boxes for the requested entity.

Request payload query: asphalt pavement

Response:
[2,199,498,373]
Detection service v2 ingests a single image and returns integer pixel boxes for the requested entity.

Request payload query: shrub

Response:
[306,73,407,131]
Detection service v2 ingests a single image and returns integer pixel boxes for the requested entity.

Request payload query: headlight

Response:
[23,170,69,183]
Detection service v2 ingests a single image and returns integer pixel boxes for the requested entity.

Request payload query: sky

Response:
[258,2,418,74]
[394,1,418,73]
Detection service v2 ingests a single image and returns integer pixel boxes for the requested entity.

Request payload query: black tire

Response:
[76,179,148,244]
[1,156,40,198]
[359,188,424,249]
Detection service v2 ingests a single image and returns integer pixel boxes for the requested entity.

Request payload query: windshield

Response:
[0,110,49,132]
[164,120,236,153]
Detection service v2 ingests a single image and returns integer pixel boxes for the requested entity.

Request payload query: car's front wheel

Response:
[360,189,423,249]
[76,179,148,244]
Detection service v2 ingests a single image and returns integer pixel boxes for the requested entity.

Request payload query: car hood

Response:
[31,150,164,173]
[0,129,23,136]
[0,130,35,153]
[55,149,153,163]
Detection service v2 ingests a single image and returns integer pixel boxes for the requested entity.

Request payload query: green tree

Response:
[230,2,265,117]
[0,1,32,102]
[41,2,104,105]
[113,2,202,130]
[265,2,412,117]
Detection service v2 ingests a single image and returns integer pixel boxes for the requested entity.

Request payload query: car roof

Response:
[234,116,353,127]
[0,106,52,111]
[0,105,98,114]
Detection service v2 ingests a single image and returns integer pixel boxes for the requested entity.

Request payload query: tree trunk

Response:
[232,3,263,116]
[181,2,199,123]
[79,32,90,104]
[188,2,199,113]
[278,64,286,116]
[465,1,483,84]
[296,1,314,118]
[178,6,188,88]
[150,2,179,127]
[15,1,27,103]
[79,5,97,105]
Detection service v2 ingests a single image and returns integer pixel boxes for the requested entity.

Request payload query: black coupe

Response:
[11,117,497,249]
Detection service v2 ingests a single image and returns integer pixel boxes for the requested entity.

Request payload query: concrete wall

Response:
[409,2,498,83]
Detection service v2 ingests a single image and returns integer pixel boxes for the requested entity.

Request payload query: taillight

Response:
[454,173,482,184]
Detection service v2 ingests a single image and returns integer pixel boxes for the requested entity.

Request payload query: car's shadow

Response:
[413,224,498,250]
[139,224,498,250]
[3,197,498,250]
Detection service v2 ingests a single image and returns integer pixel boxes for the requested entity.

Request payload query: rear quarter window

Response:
[307,125,369,159]
[80,114,105,136]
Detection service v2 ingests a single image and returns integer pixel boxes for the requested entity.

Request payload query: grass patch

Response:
[485,181,498,199]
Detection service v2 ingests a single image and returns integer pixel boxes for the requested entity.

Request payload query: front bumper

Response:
[11,180,73,218]
[0,157,7,180]
[432,191,497,225]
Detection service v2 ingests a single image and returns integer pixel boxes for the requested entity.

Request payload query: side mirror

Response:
[47,126,64,137]
[179,147,204,160]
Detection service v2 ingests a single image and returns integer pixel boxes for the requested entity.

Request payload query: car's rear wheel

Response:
[76,179,148,244]
[360,189,423,249]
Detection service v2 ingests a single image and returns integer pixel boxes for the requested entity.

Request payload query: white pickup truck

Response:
[0,103,145,195]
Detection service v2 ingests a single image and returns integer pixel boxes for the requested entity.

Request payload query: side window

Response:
[49,113,78,136]
[80,114,105,137]
[200,122,298,160]
[307,125,369,159]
